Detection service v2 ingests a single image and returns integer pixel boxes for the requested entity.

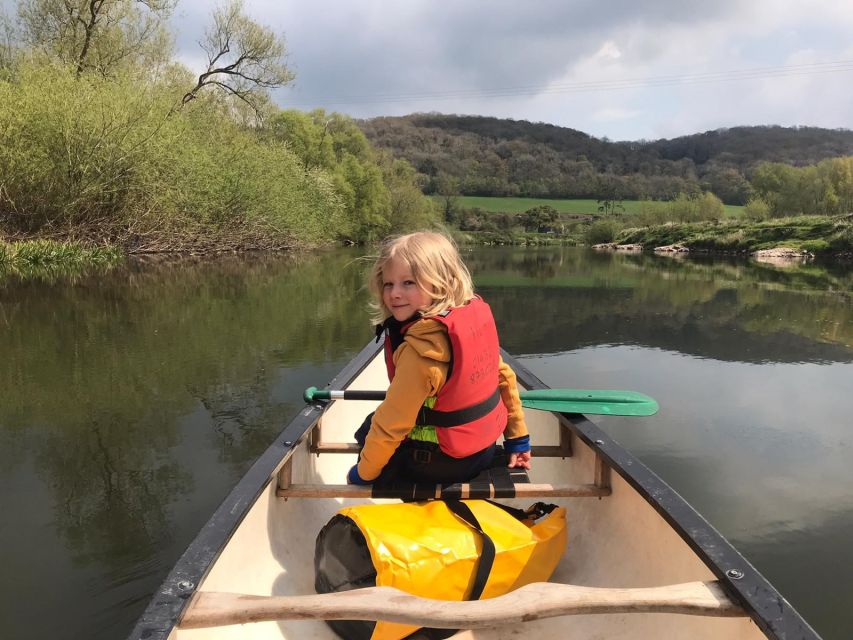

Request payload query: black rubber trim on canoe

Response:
[502,349,822,640]
[126,340,384,640]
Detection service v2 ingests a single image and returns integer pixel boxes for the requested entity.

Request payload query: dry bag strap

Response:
[415,388,501,428]
[445,500,495,601]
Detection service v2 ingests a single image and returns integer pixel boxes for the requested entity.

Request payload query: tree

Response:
[18,0,175,76]
[703,166,752,205]
[596,174,626,215]
[181,0,294,116]
[750,162,798,216]
[264,109,394,241]
[266,109,335,171]
[743,196,770,221]
[696,191,725,221]
[379,154,439,233]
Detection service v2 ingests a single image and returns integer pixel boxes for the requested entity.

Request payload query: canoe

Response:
[128,341,820,640]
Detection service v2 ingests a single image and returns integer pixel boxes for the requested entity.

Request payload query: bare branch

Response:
[180,0,294,114]
[18,0,176,75]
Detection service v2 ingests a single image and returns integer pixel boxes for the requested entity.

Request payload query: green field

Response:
[436,196,744,217]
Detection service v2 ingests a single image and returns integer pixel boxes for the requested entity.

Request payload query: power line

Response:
[284,59,853,107]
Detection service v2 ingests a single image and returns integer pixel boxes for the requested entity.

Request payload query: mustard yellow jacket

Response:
[358,318,529,481]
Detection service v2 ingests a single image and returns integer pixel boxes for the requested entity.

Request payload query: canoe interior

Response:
[167,349,766,640]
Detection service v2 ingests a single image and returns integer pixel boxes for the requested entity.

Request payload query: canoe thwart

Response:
[277,482,610,500]
[277,461,610,499]
[179,580,745,630]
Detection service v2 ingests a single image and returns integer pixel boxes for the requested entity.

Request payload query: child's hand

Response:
[508,450,532,470]
[347,464,373,485]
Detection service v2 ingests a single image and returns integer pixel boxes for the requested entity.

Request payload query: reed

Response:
[0,239,123,278]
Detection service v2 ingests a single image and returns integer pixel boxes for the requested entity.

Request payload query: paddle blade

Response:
[519,389,659,417]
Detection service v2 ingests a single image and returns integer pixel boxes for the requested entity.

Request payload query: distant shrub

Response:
[584,219,620,245]
[665,192,725,223]
[800,239,830,254]
[744,197,771,221]
[696,192,726,221]
[635,202,669,226]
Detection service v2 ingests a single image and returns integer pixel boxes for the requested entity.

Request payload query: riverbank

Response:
[0,220,319,280]
[456,213,853,260]
[2,212,851,281]
[617,214,853,258]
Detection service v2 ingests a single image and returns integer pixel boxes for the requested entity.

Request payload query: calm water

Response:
[1,247,851,640]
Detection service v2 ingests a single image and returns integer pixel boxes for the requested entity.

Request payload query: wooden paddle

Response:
[304,386,659,417]
[180,580,744,630]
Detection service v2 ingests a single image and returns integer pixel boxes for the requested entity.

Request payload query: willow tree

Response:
[17,0,175,76]
[181,0,294,117]
[265,109,391,241]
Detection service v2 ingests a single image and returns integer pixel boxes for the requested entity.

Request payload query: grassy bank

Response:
[437,195,745,218]
[452,214,853,258]
[617,214,852,256]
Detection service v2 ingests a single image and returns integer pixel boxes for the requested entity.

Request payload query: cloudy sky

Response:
[165,0,853,141]
[8,0,853,141]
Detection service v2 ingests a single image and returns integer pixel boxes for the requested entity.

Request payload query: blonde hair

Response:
[368,231,475,323]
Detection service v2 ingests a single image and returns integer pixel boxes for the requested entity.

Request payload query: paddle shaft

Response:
[303,387,659,417]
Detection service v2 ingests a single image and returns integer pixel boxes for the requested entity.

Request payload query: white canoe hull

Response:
[130,342,819,640]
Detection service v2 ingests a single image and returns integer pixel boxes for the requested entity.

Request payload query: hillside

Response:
[358,114,853,205]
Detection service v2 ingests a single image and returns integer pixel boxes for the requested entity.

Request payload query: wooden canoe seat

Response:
[366,461,530,501]
[276,448,611,500]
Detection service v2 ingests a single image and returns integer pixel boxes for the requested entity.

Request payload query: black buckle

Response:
[525,502,557,520]
[412,449,432,464]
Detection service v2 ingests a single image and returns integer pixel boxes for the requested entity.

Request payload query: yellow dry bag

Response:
[314,499,567,640]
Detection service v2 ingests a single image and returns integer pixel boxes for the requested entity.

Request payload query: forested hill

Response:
[358,114,853,204]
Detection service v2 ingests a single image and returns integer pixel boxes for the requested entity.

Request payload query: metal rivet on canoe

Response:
[177,580,194,591]
[595,439,604,445]
[726,569,745,580]
[284,441,293,446]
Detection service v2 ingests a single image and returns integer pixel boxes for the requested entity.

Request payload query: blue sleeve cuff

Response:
[503,435,531,453]
[347,464,373,485]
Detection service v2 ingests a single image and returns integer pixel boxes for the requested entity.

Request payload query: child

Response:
[347,231,531,486]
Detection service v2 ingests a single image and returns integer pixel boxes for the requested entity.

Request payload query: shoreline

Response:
[3,213,852,280]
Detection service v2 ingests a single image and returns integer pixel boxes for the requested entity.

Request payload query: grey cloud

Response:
[158,1,853,136]
[277,0,743,101]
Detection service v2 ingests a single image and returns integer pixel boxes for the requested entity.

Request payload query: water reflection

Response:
[0,246,850,640]
[470,247,852,361]
[524,345,853,639]
[0,251,373,640]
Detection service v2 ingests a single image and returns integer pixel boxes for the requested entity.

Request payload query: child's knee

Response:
[353,411,375,447]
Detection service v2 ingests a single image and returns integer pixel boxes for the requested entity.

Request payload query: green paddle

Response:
[303,386,658,417]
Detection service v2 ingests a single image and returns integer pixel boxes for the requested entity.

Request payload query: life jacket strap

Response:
[415,387,501,428]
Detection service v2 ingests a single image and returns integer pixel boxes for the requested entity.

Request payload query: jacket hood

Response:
[403,318,450,363]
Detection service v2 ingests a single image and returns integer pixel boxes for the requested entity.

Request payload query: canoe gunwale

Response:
[504,352,821,640]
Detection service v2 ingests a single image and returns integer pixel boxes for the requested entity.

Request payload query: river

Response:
[0,246,851,639]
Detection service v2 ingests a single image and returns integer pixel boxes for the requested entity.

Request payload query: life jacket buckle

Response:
[412,449,432,464]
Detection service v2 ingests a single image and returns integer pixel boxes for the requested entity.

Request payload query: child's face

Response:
[382,257,433,321]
